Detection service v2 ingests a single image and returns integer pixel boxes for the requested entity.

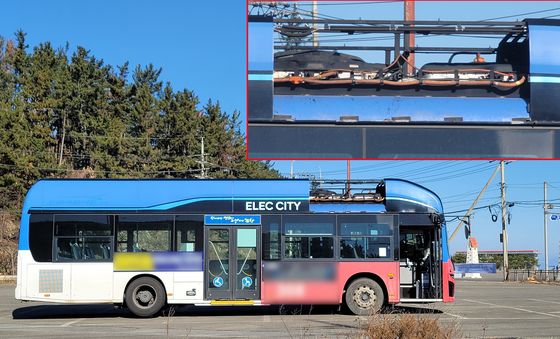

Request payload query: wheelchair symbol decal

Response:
[213,276,224,288]
[242,276,253,288]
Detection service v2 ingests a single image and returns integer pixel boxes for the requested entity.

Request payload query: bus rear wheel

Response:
[125,277,166,317]
[345,278,384,316]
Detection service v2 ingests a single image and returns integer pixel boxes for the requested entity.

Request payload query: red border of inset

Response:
[245,0,560,161]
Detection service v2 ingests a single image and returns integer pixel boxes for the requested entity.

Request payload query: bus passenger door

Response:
[205,226,260,300]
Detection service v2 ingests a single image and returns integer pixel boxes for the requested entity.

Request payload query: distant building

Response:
[453,250,538,270]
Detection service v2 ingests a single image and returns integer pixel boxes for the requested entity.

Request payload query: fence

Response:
[507,269,560,282]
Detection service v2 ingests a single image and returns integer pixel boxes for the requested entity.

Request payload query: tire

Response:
[344,278,385,316]
[125,276,166,317]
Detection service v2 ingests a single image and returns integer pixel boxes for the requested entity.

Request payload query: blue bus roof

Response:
[18,178,445,252]
[22,179,310,213]
[21,178,443,214]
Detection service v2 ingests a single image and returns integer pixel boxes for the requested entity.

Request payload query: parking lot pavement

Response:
[1,279,560,338]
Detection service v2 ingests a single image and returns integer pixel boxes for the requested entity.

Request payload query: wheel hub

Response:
[353,285,376,309]
[134,285,157,308]
[137,290,153,303]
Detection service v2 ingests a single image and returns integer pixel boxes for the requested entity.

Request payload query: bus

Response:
[15,178,455,317]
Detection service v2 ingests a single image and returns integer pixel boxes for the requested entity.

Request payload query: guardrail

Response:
[507,269,560,282]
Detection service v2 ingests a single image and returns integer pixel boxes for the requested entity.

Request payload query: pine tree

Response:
[0,30,281,227]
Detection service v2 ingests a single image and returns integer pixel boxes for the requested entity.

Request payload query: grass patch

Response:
[358,313,460,339]
[0,276,16,285]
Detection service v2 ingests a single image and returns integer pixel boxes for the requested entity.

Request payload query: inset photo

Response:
[247,1,560,159]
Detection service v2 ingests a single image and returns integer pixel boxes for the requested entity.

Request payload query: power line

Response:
[446,203,500,215]
[317,160,422,175]
[0,161,236,176]
[483,7,560,21]
[315,1,401,6]
[409,162,495,182]
[393,161,472,179]
[441,187,500,200]
[445,195,501,205]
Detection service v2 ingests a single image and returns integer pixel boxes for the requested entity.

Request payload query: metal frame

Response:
[398,222,443,299]
[275,18,526,32]
[204,225,261,301]
[52,214,114,263]
[275,45,498,53]
[273,18,527,68]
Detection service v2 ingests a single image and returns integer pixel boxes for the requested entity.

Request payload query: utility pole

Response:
[404,0,415,75]
[544,181,549,276]
[449,163,500,242]
[200,136,206,178]
[312,0,318,48]
[346,160,351,197]
[500,160,509,281]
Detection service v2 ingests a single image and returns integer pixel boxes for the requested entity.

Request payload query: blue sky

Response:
[0,0,246,116]
[2,1,560,267]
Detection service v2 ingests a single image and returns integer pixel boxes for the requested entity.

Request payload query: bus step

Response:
[210,300,255,305]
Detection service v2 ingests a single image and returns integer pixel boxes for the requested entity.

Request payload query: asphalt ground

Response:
[1,277,559,338]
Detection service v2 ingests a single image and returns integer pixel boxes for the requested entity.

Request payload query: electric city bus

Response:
[15,178,455,317]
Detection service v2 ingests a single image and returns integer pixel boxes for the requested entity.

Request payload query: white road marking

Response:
[60,318,84,327]
[460,317,556,320]
[527,298,560,306]
[442,311,466,319]
[463,299,560,319]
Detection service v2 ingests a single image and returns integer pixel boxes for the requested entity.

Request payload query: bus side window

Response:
[262,215,281,260]
[283,215,335,259]
[53,214,112,261]
[115,215,173,252]
[175,215,203,252]
[338,215,394,260]
[29,214,53,262]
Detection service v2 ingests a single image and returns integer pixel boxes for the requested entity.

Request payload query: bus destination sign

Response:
[204,215,262,226]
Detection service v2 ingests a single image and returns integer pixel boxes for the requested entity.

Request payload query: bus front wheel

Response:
[345,278,384,316]
[125,277,166,317]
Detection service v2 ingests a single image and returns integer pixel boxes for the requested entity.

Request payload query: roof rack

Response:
[310,179,384,203]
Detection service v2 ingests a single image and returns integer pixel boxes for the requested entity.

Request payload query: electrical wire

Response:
[418,164,497,184]
[392,161,472,179]
[441,187,500,200]
[314,1,401,6]
[317,160,423,175]
[275,5,560,47]
[444,195,502,205]
[482,7,560,21]
[446,203,500,215]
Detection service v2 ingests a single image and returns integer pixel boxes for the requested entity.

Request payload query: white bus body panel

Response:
[18,250,72,302]
[14,250,24,300]
[171,272,204,303]
[17,250,206,304]
[17,250,114,303]
[70,263,113,302]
